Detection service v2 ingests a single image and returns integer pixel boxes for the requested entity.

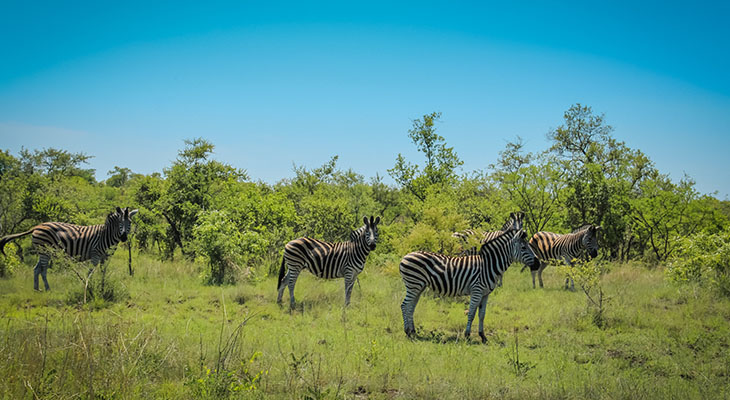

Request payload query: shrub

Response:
[667,231,730,295]
[193,210,245,285]
[0,242,21,277]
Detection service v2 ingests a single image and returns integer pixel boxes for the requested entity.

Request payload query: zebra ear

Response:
[129,209,139,218]
[374,216,380,225]
[116,206,123,214]
[363,216,369,226]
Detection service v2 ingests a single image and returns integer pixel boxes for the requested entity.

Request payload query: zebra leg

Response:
[343,270,356,306]
[531,269,537,289]
[401,285,424,337]
[277,265,289,304]
[464,292,483,340]
[478,294,490,343]
[286,266,303,309]
[537,262,546,288]
[33,254,51,291]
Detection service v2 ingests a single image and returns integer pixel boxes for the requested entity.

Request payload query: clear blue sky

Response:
[1,1,728,198]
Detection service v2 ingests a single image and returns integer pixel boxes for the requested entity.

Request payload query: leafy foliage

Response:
[668,231,730,295]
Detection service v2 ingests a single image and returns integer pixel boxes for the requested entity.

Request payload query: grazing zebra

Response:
[400,228,539,343]
[277,216,380,308]
[0,207,138,291]
[451,211,525,287]
[525,225,601,290]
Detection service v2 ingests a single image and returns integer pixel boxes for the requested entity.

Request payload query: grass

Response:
[1,252,729,399]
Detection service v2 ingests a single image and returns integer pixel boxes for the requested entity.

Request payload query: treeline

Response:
[1,104,728,285]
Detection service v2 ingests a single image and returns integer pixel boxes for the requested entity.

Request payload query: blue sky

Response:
[1,1,728,198]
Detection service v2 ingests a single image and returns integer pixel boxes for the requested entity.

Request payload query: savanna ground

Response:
[1,251,729,399]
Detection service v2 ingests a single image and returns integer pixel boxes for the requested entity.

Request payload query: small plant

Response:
[506,328,534,377]
[559,258,611,328]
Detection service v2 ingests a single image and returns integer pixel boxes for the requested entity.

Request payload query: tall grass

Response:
[0,251,729,399]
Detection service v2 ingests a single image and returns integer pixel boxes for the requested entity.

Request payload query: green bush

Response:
[193,210,246,285]
[667,231,730,295]
[0,242,21,277]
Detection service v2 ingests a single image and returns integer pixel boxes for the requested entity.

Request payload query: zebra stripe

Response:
[0,207,138,291]
[526,224,601,290]
[451,211,525,287]
[277,216,380,308]
[400,228,538,343]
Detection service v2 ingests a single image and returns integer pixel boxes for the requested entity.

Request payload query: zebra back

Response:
[401,229,535,295]
[529,224,601,264]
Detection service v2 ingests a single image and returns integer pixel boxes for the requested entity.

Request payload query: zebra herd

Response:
[0,207,601,341]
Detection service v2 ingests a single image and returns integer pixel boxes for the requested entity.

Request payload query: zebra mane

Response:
[478,229,514,251]
[572,224,593,233]
[349,225,367,242]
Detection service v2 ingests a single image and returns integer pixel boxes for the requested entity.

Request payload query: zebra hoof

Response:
[479,332,487,343]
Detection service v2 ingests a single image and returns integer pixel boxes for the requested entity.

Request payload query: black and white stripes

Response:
[399,228,539,342]
[527,224,601,289]
[0,207,138,291]
[452,211,525,287]
[277,216,380,308]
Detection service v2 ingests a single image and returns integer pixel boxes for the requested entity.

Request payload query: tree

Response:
[388,112,463,201]
[106,166,134,187]
[155,138,247,258]
[492,137,565,234]
[548,104,657,259]
[632,175,711,261]
[19,147,95,183]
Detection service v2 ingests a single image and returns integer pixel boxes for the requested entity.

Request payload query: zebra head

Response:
[510,229,539,270]
[111,207,139,242]
[502,211,525,232]
[356,216,380,251]
[582,225,601,259]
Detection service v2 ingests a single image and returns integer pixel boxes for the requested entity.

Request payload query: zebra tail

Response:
[0,229,35,256]
[277,256,286,291]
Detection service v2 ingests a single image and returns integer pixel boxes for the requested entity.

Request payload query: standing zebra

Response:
[0,207,138,291]
[277,216,380,308]
[525,225,601,290]
[451,211,525,287]
[400,228,538,342]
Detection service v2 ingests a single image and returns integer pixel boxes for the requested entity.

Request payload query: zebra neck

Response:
[351,238,370,261]
[479,241,511,285]
[100,222,121,249]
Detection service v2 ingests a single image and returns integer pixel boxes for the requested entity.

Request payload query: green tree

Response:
[106,166,135,187]
[548,104,656,259]
[492,138,565,234]
[388,112,463,201]
[156,138,247,258]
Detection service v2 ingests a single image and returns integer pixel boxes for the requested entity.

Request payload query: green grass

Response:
[1,252,729,399]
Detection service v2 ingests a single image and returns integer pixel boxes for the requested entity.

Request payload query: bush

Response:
[667,231,730,295]
[0,243,21,277]
[193,210,246,285]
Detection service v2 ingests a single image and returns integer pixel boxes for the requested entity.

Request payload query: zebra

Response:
[277,216,380,308]
[525,224,601,290]
[400,228,539,343]
[0,207,138,291]
[451,211,525,287]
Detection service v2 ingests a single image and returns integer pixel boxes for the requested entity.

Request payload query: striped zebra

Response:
[452,211,525,287]
[400,228,539,342]
[277,216,380,308]
[0,207,138,291]
[525,224,601,290]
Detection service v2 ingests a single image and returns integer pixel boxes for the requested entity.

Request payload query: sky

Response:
[1,1,728,198]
